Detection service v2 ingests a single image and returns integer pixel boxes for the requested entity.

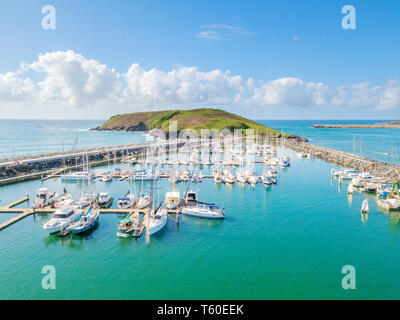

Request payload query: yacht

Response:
[98,192,113,208]
[53,193,74,209]
[147,208,168,236]
[76,193,97,209]
[60,170,95,181]
[68,204,100,234]
[165,191,181,210]
[117,191,135,209]
[136,193,152,209]
[100,172,113,182]
[181,191,225,219]
[32,188,58,209]
[377,198,400,211]
[43,206,80,234]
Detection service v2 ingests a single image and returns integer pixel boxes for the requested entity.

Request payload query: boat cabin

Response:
[165,192,180,205]
[53,206,75,219]
[186,190,197,204]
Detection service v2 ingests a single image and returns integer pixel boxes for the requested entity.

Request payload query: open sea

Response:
[0,119,400,299]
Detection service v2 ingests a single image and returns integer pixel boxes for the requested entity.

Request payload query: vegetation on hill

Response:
[94,108,288,137]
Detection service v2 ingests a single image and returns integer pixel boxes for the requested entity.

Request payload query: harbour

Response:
[1,119,400,300]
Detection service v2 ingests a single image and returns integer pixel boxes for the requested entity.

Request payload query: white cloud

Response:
[0,50,399,118]
[196,24,253,40]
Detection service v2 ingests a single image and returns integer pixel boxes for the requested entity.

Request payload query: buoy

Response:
[347,183,354,195]
[361,199,369,214]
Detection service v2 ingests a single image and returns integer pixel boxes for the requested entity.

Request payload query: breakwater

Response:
[283,139,400,182]
[0,140,190,186]
[312,124,400,129]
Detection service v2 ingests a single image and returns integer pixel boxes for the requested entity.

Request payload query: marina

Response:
[1,120,400,300]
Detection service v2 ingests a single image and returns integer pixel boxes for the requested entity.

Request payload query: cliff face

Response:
[93,108,284,136]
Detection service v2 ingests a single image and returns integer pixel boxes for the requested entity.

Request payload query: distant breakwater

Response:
[283,139,400,182]
[312,124,400,129]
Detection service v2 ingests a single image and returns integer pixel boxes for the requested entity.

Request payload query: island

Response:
[93,108,306,140]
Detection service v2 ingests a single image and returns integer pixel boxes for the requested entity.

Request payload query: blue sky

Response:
[0,0,399,119]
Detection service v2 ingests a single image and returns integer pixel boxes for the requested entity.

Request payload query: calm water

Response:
[259,120,400,164]
[0,120,153,159]
[1,120,400,299]
[1,149,400,299]
[1,119,399,164]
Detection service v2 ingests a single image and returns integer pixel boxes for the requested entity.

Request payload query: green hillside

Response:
[94,108,286,137]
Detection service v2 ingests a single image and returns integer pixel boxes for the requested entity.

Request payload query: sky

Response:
[0,0,399,120]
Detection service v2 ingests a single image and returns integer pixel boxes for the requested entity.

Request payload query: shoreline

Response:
[312,124,400,129]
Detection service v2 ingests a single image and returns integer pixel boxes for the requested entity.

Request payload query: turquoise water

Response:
[1,119,400,299]
[1,148,400,299]
[259,120,400,164]
[0,120,153,159]
[1,119,399,164]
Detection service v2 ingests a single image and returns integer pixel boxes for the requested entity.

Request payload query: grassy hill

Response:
[94,108,289,137]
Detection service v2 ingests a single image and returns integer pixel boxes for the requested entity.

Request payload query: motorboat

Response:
[32,188,58,209]
[43,206,81,234]
[236,172,247,184]
[100,172,113,182]
[118,210,140,233]
[98,192,113,208]
[377,198,400,211]
[165,191,181,210]
[54,193,74,209]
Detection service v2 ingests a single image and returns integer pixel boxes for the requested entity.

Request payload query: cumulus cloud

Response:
[0,50,399,117]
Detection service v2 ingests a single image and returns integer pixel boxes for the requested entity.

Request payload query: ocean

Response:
[0,119,399,299]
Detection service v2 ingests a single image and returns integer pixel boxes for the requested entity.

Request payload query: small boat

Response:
[248,174,259,185]
[32,188,58,209]
[118,210,140,233]
[364,183,377,193]
[279,160,290,168]
[147,207,168,236]
[165,191,181,210]
[53,193,74,209]
[117,191,135,209]
[223,170,235,184]
[100,172,113,182]
[68,204,100,234]
[361,199,369,214]
[261,174,272,185]
[136,193,152,209]
[377,198,400,211]
[236,173,247,184]
[98,192,113,208]
[213,170,223,184]
[43,206,81,234]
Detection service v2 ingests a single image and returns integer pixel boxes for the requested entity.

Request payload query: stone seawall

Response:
[283,139,400,182]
